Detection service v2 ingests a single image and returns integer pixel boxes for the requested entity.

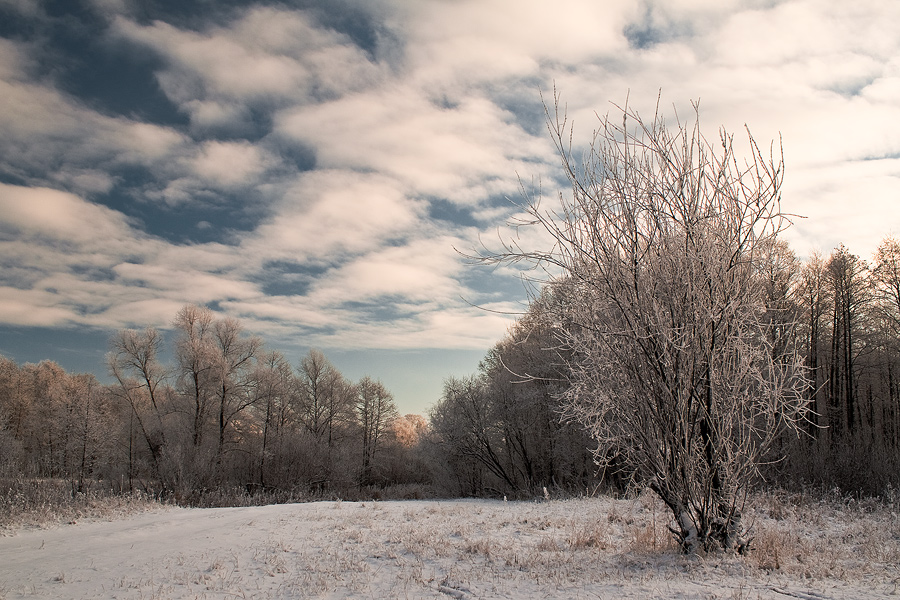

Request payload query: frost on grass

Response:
[0,479,164,534]
[0,492,897,599]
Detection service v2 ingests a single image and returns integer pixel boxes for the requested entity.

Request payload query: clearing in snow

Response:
[0,493,897,599]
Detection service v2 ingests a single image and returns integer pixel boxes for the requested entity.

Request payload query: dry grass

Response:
[3,485,898,598]
[0,479,441,533]
[344,490,899,591]
[0,478,162,533]
[567,518,610,549]
[743,488,900,581]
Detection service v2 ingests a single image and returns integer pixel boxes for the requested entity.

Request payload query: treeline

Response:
[429,237,900,498]
[2,237,899,503]
[775,238,900,494]
[429,292,601,497]
[0,305,429,503]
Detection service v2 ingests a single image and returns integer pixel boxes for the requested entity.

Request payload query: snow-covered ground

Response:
[1,493,897,599]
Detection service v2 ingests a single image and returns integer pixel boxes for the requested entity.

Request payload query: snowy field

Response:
[1,493,897,599]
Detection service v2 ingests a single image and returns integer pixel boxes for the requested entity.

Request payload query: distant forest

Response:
[1,237,899,502]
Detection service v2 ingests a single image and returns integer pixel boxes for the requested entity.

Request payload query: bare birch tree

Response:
[108,327,172,491]
[481,92,807,552]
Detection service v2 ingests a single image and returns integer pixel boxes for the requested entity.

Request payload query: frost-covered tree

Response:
[108,327,173,490]
[249,350,295,489]
[172,304,217,449]
[210,317,261,463]
[825,246,872,439]
[873,237,900,346]
[355,376,398,484]
[430,375,517,492]
[296,349,354,447]
[481,92,808,552]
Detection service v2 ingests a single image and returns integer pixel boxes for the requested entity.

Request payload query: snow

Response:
[0,495,896,599]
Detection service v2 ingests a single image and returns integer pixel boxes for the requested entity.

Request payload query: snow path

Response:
[0,498,895,599]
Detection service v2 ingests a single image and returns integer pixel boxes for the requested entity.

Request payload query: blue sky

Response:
[1,0,899,415]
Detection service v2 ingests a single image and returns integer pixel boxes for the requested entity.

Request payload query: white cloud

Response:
[245,170,422,262]
[0,185,167,327]
[191,141,269,188]
[402,0,636,88]
[223,297,337,331]
[0,183,137,246]
[113,6,386,116]
[48,168,116,196]
[182,100,249,134]
[782,157,900,260]
[116,122,186,164]
[0,184,266,330]
[0,37,32,80]
[277,86,552,205]
[3,0,900,360]
[0,42,188,192]
[307,236,462,304]
[0,287,75,327]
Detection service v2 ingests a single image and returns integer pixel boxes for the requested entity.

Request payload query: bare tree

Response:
[355,376,398,485]
[477,290,597,494]
[0,361,114,488]
[873,237,900,335]
[172,304,216,448]
[873,237,900,448]
[825,246,872,439]
[429,375,519,492]
[480,92,807,552]
[22,361,69,478]
[0,357,25,477]
[759,239,801,365]
[296,349,354,447]
[797,252,828,436]
[0,357,26,448]
[210,317,261,463]
[108,328,172,491]
[249,350,294,488]
[62,373,115,494]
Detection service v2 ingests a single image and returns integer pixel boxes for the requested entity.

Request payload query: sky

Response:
[1,0,899,416]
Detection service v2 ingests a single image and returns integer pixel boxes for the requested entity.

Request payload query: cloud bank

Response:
[1,0,899,358]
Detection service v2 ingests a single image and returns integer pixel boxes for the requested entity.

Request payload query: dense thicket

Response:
[2,240,898,504]
[467,97,814,552]
[428,290,599,497]
[770,238,900,495]
[429,102,899,532]
[431,235,900,501]
[0,305,426,502]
